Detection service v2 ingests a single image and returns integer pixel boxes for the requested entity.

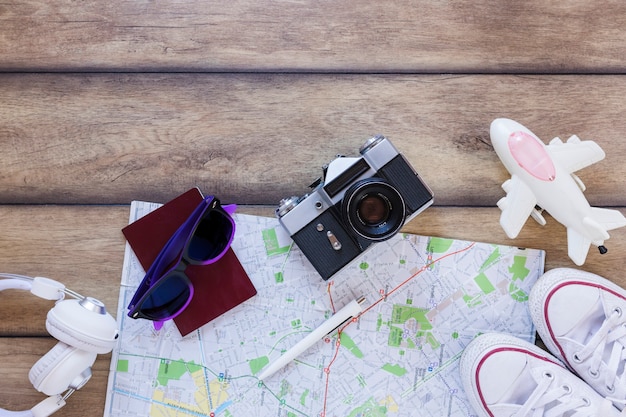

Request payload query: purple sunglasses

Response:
[127,196,236,330]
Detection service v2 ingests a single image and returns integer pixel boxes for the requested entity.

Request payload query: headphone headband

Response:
[0,275,91,304]
[0,277,32,293]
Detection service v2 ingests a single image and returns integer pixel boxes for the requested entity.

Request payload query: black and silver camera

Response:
[276,135,434,280]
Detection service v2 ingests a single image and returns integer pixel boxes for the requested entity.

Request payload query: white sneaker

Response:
[530,268,626,411]
[460,332,623,416]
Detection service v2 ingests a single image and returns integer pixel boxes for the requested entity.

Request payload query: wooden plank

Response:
[1,74,626,205]
[1,1,626,72]
[2,204,625,337]
[3,2,624,415]
[0,205,128,335]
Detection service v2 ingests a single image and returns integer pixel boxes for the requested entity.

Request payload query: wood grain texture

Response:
[1,1,626,72]
[0,205,128,335]
[3,0,626,415]
[1,73,626,205]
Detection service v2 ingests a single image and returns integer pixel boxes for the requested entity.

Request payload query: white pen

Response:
[258,296,366,381]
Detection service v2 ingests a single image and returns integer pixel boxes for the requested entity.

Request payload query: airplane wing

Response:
[497,175,537,239]
[566,227,591,266]
[546,136,605,174]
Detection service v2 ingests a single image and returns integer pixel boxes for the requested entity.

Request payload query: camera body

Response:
[276,135,434,280]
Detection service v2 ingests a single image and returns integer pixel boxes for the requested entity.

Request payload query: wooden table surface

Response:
[2,1,626,415]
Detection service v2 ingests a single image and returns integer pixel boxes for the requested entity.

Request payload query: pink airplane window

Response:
[508,131,556,181]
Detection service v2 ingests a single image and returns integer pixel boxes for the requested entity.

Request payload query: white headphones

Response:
[0,274,119,417]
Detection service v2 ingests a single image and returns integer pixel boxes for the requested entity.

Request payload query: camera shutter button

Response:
[277,196,299,217]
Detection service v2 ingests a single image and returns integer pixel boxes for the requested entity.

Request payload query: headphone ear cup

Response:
[29,341,96,396]
[46,298,119,354]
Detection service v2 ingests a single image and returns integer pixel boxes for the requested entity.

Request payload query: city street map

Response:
[104,201,545,417]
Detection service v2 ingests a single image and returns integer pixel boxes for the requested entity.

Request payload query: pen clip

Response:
[324,296,366,337]
[325,317,352,337]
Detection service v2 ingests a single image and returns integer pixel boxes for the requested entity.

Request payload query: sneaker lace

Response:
[514,370,619,417]
[574,307,626,407]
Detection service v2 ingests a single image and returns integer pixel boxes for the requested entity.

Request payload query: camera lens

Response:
[342,178,406,241]
[358,195,389,225]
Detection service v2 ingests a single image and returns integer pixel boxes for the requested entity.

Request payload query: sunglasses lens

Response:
[187,210,234,262]
[138,273,191,320]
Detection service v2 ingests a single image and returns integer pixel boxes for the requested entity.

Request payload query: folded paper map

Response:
[105,205,545,417]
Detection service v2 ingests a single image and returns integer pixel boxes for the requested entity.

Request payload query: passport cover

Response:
[122,188,257,336]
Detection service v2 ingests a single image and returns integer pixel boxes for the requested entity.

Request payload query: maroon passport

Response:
[122,188,257,336]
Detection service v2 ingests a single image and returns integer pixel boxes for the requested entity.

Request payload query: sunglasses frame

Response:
[127,195,236,329]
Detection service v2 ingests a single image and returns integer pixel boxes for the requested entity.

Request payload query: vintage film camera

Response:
[276,135,434,280]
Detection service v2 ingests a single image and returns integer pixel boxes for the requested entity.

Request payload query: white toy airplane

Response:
[490,118,626,265]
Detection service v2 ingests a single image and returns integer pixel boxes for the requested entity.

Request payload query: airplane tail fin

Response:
[567,208,625,266]
[567,208,626,265]
[589,207,626,232]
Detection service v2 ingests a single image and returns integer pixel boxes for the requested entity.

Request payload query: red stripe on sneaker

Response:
[544,281,626,370]
[475,346,562,417]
